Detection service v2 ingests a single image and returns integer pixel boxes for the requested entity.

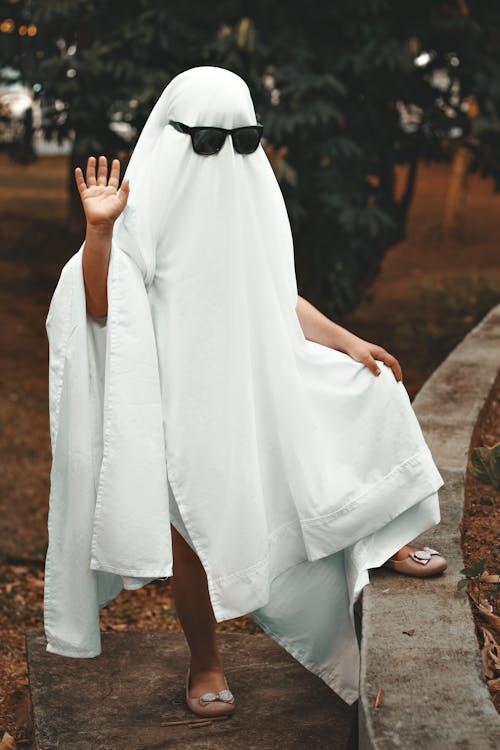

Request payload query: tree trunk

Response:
[443,146,471,242]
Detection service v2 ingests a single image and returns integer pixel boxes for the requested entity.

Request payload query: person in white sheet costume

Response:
[44,65,446,709]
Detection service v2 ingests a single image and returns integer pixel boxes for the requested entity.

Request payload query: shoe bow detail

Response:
[198,689,235,706]
[409,546,441,565]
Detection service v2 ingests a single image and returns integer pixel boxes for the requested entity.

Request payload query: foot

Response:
[383,544,447,577]
[185,664,235,717]
[388,544,418,561]
[188,661,228,698]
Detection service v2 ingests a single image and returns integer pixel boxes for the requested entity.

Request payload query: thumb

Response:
[119,178,130,207]
[365,355,381,376]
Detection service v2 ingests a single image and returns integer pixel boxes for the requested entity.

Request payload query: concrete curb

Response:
[358,303,500,749]
[26,630,354,749]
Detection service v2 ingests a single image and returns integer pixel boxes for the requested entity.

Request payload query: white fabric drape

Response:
[44,66,444,705]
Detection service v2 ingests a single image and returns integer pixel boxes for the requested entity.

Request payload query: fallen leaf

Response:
[27,577,44,589]
[481,627,500,679]
[402,629,415,636]
[468,592,500,628]
[375,687,384,708]
[0,731,17,749]
[487,676,500,692]
[479,571,500,584]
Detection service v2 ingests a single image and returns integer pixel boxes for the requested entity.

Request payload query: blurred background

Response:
[1,0,500,741]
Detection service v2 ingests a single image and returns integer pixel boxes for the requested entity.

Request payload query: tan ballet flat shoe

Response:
[382,546,447,577]
[185,667,235,717]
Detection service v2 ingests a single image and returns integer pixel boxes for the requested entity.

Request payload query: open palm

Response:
[75,155,130,227]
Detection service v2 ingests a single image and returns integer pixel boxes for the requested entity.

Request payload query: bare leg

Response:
[170,524,228,697]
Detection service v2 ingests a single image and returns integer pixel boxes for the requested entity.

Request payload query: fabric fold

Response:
[44,246,122,657]
[44,66,445,706]
[88,237,172,579]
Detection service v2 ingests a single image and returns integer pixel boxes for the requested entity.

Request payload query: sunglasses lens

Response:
[232,127,262,154]
[192,129,226,155]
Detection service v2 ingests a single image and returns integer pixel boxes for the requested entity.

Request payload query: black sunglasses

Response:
[169,119,263,155]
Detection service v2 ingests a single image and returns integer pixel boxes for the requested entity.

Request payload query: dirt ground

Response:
[463,371,500,713]
[0,152,499,743]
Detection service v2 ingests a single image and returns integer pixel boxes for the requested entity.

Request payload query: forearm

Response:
[295,294,353,352]
[82,223,113,318]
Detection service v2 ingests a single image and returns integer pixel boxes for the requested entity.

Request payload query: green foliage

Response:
[2,1,500,314]
[469,443,500,492]
[457,557,487,592]
[390,272,500,374]
[457,557,499,618]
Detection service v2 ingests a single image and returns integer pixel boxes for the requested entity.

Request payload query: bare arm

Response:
[75,155,130,318]
[82,223,113,318]
[295,294,403,382]
[295,295,353,352]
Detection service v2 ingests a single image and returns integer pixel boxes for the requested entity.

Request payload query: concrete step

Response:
[26,629,355,750]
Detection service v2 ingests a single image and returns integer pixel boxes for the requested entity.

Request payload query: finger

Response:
[361,354,381,376]
[86,155,97,186]
[97,155,108,186]
[376,353,403,382]
[74,166,87,194]
[373,349,403,382]
[108,158,120,189]
[118,178,130,207]
[391,358,403,382]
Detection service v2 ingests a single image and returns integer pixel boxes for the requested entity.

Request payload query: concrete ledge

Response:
[26,630,354,749]
[358,304,500,749]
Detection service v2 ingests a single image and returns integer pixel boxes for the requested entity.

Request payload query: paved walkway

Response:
[27,630,355,750]
[359,304,500,748]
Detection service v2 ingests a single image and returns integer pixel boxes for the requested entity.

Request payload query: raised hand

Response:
[75,155,130,228]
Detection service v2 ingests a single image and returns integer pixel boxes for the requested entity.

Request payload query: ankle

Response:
[190,656,224,674]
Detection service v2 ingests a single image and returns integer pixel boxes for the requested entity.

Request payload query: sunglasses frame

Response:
[169,119,264,155]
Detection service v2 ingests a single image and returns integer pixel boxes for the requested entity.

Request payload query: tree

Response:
[2,0,499,315]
